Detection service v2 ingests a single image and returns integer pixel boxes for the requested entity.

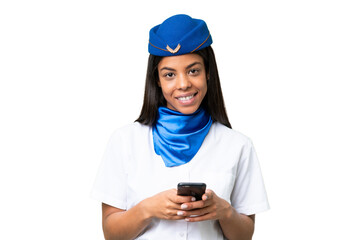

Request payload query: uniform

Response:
[91,122,269,239]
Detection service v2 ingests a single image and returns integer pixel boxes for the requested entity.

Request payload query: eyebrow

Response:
[159,61,203,72]
[186,62,202,69]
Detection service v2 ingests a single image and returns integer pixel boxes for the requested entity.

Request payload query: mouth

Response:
[176,93,198,101]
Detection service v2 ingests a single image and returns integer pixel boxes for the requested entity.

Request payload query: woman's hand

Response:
[141,189,196,221]
[176,189,231,222]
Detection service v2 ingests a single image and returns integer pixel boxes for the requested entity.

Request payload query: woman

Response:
[92,14,269,240]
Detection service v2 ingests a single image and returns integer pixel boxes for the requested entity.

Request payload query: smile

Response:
[177,94,194,101]
[176,93,198,102]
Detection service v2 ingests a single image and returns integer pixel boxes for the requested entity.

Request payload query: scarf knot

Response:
[153,107,212,167]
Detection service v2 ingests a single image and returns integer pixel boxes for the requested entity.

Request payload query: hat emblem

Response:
[166,44,181,54]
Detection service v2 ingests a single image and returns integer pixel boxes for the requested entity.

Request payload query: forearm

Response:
[102,189,193,239]
[103,201,152,240]
[219,205,255,240]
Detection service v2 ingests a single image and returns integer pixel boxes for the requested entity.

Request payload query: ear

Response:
[207,73,210,81]
[157,81,161,87]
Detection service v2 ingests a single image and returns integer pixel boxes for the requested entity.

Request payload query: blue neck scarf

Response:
[153,107,213,167]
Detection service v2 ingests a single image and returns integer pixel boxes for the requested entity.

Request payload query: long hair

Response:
[135,46,231,128]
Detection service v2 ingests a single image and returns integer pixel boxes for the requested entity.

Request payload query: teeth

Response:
[178,95,194,101]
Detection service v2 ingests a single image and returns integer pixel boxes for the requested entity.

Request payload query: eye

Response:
[162,72,175,79]
[189,68,200,75]
[164,72,175,78]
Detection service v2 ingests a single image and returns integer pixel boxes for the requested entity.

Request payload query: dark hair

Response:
[135,46,232,128]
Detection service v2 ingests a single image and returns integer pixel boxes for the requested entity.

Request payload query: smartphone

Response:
[177,182,206,201]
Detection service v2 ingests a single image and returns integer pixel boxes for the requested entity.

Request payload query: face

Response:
[157,53,207,115]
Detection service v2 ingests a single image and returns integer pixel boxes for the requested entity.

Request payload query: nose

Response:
[176,74,191,90]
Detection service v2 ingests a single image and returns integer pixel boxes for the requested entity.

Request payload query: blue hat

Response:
[148,14,213,56]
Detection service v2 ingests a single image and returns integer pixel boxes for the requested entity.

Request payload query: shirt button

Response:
[179,232,184,237]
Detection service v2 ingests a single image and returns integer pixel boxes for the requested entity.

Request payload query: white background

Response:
[1,0,359,239]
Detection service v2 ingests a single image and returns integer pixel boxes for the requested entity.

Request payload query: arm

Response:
[102,202,150,240]
[177,189,255,240]
[219,208,255,240]
[102,189,194,240]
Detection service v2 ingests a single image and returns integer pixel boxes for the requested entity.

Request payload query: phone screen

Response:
[177,182,206,201]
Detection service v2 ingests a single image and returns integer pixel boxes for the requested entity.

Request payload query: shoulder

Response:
[211,122,252,147]
[104,122,152,159]
[107,122,152,149]
[111,122,151,139]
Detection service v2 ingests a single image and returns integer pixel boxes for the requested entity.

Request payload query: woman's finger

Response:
[178,206,212,217]
[202,189,214,201]
[168,188,197,204]
[180,190,215,210]
[185,213,216,222]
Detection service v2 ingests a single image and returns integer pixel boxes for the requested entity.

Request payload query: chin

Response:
[175,106,199,115]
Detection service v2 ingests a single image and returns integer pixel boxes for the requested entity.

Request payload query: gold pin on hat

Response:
[166,44,181,54]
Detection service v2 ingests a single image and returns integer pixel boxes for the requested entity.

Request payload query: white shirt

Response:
[91,122,269,240]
